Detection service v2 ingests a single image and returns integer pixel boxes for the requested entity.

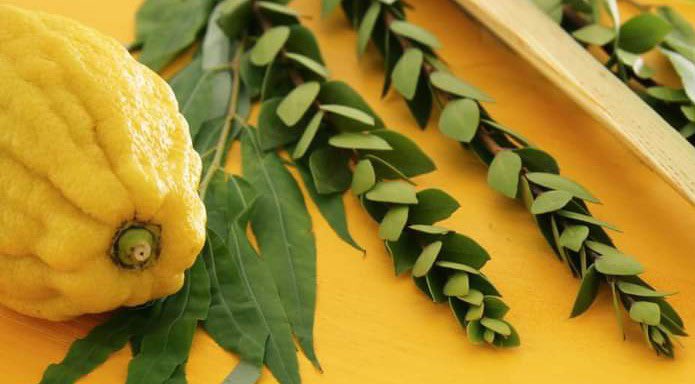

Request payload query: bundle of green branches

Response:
[535,0,695,143]
[322,0,686,357]
[40,1,517,384]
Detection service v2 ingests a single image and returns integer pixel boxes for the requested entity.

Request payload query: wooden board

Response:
[455,0,695,205]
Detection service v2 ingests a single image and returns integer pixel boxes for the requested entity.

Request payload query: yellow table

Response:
[3,0,695,383]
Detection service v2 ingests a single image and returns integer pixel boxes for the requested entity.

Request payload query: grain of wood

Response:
[455,0,695,205]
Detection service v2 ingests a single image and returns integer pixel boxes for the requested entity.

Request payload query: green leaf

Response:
[515,148,559,173]
[572,24,616,45]
[292,110,324,159]
[408,189,459,225]
[379,205,409,241]
[362,130,436,178]
[40,309,153,384]
[295,162,363,252]
[559,225,589,252]
[483,296,509,319]
[530,190,573,214]
[466,321,485,344]
[318,81,385,130]
[169,58,231,141]
[480,318,512,336]
[439,98,480,142]
[257,1,297,17]
[681,105,695,121]
[681,122,695,139]
[616,49,654,79]
[309,147,352,194]
[285,52,330,78]
[425,267,448,303]
[408,224,450,235]
[202,3,233,70]
[320,104,376,126]
[436,261,481,275]
[251,26,291,66]
[216,0,252,39]
[487,150,522,198]
[630,301,662,326]
[459,290,484,306]
[618,13,671,53]
[483,120,533,147]
[241,131,319,369]
[389,20,442,49]
[658,6,695,61]
[493,323,521,348]
[412,241,444,277]
[257,98,302,150]
[386,235,421,275]
[126,258,211,384]
[662,48,695,103]
[438,233,490,269]
[646,86,690,102]
[594,254,645,276]
[525,172,599,202]
[466,303,485,322]
[351,159,376,195]
[357,1,381,56]
[443,273,470,296]
[203,233,266,369]
[585,241,623,257]
[329,132,393,150]
[136,0,212,71]
[556,210,621,231]
[430,72,494,101]
[277,82,321,126]
[617,281,675,298]
[366,181,419,204]
[392,48,424,100]
[570,265,601,317]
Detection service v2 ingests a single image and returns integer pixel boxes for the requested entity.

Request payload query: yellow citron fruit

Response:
[0,5,206,320]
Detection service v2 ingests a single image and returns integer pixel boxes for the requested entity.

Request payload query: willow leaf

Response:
[203,231,266,368]
[170,56,231,140]
[241,129,320,369]
[126,258,210,384]
[295,161,364,252]
[229,208,300,384]
[40,309,152,384]
[136,0,213,71]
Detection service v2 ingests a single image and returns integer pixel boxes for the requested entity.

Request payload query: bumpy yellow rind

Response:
[0,5,206,320]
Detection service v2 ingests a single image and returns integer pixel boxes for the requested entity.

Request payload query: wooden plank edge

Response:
[453,0,695,206]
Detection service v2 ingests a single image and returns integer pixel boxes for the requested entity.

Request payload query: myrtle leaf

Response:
[570,265,601,317]
[389,20,442,49]
[439,98,480,142]
[392,48,424,100]
[488,151,522,198]
[251,26,291,66]
[277,82,321,126]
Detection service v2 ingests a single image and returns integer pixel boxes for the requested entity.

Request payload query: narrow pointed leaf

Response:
[241,131,319,369]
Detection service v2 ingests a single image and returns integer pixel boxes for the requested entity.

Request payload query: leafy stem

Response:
[199,39,245,201]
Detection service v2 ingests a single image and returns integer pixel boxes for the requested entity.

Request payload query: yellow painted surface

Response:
[2,0,695,383]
